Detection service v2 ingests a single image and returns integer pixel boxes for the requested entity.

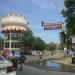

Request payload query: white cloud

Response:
[31,0,55,9]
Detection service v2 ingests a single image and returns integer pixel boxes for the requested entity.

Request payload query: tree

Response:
[0,36,4,50]
[20,29,35,51]
[60,31,66,44]
[61,0,75,35]
[32,37,46,51]
[61,0,75,48]
[46,42,57,55]
[60,31,68,48]
[20,29,46,52]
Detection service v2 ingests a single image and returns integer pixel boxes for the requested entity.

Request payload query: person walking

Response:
[64,47,68,56]
[70,47,75,64]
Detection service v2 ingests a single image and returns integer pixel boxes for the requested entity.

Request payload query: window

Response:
[4,34,10,40]
[5,42,9,48]
[11,34,20,40]
[15,42,20,48]
[11,42,15,48]
[11,42,20,48]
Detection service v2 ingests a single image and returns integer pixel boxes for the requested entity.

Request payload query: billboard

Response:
[42,21,64,30]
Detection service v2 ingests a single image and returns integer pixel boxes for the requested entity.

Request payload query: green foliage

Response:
[61,0,75,35]
[60,30,72,49]
[60,31,66,43]
[21,30,34,48]
[46,42,57,55]
[64,0,75,8]
[20,29,46,51]
[0,36,4,50]
[46,42,57,51]
[60,43,66,50]
[61,0,75,48]
[32,37,46,51]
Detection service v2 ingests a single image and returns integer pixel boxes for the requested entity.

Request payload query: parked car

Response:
[0,55,16,75]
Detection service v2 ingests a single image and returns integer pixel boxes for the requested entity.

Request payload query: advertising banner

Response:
[42,22,63,30]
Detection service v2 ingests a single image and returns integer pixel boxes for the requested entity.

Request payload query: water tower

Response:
[1,14,28,51]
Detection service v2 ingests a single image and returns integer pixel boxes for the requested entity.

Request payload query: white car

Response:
[0,55,16,75]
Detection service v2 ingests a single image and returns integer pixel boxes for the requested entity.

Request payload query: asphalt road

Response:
[16,64,75,75]
[16,52,75,75]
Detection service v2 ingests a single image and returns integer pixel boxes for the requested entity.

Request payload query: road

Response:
[16,51,75,75]
[16,64,75,75]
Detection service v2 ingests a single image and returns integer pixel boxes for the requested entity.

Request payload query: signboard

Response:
[42,21,63,30]
[71,36,75,43]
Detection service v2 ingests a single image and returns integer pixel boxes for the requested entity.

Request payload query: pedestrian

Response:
[70,47,75,64]
[8,50,18,69]
[7,50,15,59]
[64,47,67,56]
[2,50,10,59]
[39,51,43,59]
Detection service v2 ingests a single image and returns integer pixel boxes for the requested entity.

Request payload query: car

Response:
[0,55,16,75]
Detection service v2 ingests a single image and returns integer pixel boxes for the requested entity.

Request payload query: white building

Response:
[0,14,28,51]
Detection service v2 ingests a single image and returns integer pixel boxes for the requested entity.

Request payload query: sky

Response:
[0,0,65,43]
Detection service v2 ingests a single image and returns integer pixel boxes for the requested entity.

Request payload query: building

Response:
[0,14,28,51]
